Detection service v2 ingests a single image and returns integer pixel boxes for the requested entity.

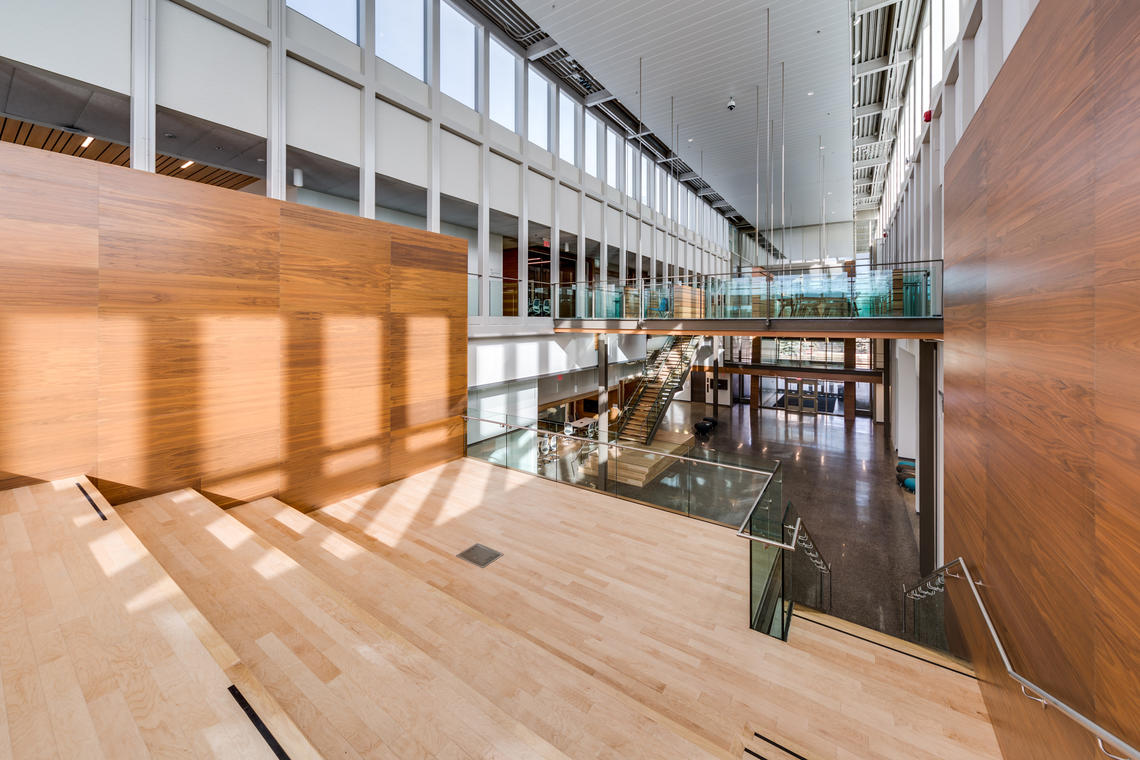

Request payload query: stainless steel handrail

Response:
[463,415,779,477]
[907,558,1139,760]
[735,515,802,551]
[734,489,801,550]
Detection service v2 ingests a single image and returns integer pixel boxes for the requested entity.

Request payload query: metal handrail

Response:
[905,558,1139,760]
[612,336,676,439]
[735,488,802,551]
[641,336,701,443]
[464,415,779,477]
[557,261,947,289]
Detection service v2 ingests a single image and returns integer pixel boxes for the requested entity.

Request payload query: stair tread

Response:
[744,732,806,760]
[0,479,310,760]
[791,607,976,676]
[116,490,568,760]
[231,498,710,759]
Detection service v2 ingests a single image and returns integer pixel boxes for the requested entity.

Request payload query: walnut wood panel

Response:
[943,1,1140,757]
[0,139,466,509]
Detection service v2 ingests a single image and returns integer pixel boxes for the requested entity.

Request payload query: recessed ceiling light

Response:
[179,160,195,169]
[687,137,693,142]
[820,145,825,150]
[807,91,814,96]
[80,136,94,149]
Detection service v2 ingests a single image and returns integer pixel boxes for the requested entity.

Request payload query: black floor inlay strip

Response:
[791,612,978,680]
[228,685,291,759]
[753,732,809,760]
[744,748,768,759]
[76,483,106,521]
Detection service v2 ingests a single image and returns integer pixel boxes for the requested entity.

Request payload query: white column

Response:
[266,0,286,198]
[359,0,377,218]
[129,0,156,171]
[427,0,441,232]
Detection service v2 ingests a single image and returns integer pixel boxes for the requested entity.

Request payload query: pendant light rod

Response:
[765,5,771,269]
[780,60,786,271]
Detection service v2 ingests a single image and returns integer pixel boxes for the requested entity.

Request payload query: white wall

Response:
[893,340,919,462]
[377,100,429,188]
[772,222,855,265]
[157,1,268,137]
[286,58,361,166]
[468,333,645,389]
[0,0,131,95]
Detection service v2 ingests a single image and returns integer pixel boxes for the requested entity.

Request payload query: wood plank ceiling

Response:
[0,116,260,191]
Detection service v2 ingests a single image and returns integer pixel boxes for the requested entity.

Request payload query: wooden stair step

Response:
[116,490,568,760]
[743,731,807,759]
[230,497,717,759]
[790,607,975,677]
[0,478,312,760]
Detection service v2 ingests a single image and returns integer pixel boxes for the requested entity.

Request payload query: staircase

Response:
[0,466,1007,760]
[615,335,702,445]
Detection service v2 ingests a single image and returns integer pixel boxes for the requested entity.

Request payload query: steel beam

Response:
[585,89,615,107]
[855,50,913,77]
[525,37,560,60]
[855,0,902,14]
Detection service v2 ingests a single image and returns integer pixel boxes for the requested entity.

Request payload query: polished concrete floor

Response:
[659,400,922,635]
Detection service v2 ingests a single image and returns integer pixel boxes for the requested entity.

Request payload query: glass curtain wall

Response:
[440,2,477,108]
[377,0,424,79]
[558,91,577,164]
[488,37,518,131]
[288,0,358,42]
[584,112,600,177]
[528,70,550,150]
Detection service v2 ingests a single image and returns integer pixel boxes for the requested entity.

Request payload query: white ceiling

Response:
[515,0,854,231]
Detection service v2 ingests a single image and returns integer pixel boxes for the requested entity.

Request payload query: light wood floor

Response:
[19,460,1002,759]
[0,478,306,760]
[311,458,1002,760]
[117,488,586,760]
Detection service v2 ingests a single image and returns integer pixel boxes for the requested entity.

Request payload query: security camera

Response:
[727,97,736,111]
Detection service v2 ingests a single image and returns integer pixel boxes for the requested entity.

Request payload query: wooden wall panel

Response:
[1090,0,1140,748]
[0,139,466,509]
[387,228,467,482]
[943,1,1140,757]
[0,143,100,491]
[278,204,391,509]
[96,168,283,505]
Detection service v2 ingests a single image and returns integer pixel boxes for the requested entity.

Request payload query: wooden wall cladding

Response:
[0,139,467,509]
[943,1,1140,758]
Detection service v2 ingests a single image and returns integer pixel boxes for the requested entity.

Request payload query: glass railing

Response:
[553,261,943,320]
[527,281,552,317]
[464,413,779,529]
[740,495,832,641]
[486,275,520,318]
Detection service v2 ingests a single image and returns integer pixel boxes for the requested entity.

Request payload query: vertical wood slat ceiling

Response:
[0,116,260,191]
